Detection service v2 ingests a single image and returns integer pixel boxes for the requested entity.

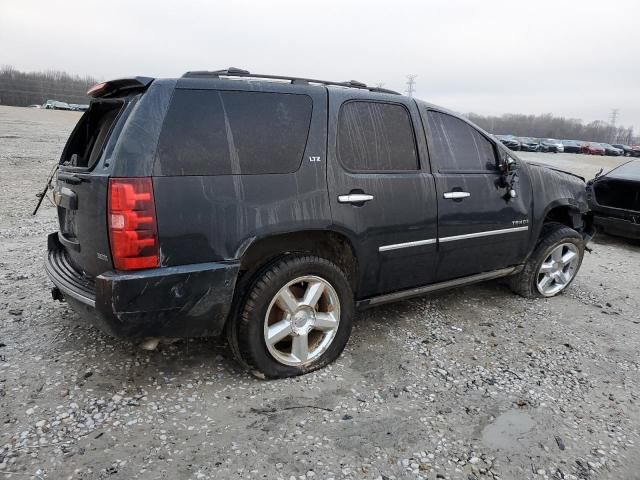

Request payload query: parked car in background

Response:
[630,145,640,157]
[587,160,640,240]
[540,139,564,153]
[518,137,540,152]
[44,69,594,378]
[43,100,72,110]
[69,104,90,112]
[495,134,521,151]
[599,143,623,156]
[581,142,605,155]
[561,140,583,153]
[612,144,636,157]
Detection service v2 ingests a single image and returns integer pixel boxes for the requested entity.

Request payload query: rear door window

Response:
[426,111,497,172]
[337,101,418,171]
[156,90,312,175]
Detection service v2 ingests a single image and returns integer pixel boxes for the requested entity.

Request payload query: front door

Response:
[423,110,532,281]
[327,90,438,298]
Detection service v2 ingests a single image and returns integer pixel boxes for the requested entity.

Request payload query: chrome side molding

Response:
[379,238,436,252]
[439,226,529,243]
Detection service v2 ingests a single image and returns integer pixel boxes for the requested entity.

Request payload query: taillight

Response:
[108,177,159,270]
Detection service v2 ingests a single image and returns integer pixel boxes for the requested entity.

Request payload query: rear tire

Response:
[227,255,354,378]
[509,223,584,298]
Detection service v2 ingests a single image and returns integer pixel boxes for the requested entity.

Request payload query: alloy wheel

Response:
[263,275,340,366]
[536,243,580,296]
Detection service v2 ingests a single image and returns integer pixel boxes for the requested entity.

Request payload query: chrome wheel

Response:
[263,275,341,367]
[536,243,580,296]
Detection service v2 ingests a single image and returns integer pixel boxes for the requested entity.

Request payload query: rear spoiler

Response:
[87,77,154,98]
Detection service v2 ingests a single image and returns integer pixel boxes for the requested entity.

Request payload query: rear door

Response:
[327,89,438,297]
[423,109,531,281]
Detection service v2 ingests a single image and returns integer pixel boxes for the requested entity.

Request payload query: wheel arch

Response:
[542,202,586,231]
[236,230,359,292]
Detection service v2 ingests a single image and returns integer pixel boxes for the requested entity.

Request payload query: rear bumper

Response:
[45,232,240,338]
[593,214,640,240]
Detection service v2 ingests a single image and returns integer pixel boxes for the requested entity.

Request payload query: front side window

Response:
[156,90,312,175]
[426,111,497,172]
[337,101,418,171]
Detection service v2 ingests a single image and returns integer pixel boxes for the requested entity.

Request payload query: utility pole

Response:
[405,75,417,98]
[609,108,618,143]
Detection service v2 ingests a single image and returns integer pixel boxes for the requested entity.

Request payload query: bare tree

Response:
[466,111,638,144]
[0,65,100,106]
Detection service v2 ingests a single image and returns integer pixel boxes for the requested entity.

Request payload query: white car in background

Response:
[542,138,564,153]
[43,100,72,110]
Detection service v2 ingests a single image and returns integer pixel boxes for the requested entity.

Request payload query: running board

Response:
[356,267,519,309]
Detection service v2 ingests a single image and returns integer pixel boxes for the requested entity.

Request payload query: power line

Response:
[405,75,417,98]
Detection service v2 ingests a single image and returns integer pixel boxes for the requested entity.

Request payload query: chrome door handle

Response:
[443,191,471,199]
[338,194,374,204]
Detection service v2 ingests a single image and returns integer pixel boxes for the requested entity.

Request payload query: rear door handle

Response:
[338,193,374,204]
[443,191,471,199]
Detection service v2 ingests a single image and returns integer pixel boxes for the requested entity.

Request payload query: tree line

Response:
[0,65,99,106]
[1,65,637,145]
[466,112,637,145]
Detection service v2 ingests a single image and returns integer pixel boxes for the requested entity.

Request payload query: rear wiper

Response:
[32,164,59,215]
[594,168,604,178]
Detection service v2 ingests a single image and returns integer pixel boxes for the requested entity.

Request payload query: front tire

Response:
[228,255,354,378]
[509,223,584,298]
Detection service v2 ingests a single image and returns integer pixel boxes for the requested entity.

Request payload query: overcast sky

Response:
[2,0,639,130]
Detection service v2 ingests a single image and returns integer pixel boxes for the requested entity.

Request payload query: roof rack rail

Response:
[181,68,400,95]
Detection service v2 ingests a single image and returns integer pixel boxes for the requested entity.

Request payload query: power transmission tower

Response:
[405,75,417,98]
[609,108,618,143]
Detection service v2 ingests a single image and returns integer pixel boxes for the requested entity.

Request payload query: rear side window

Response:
[427,111,497,172]
[338,101,418,171]
[156,90,312,175]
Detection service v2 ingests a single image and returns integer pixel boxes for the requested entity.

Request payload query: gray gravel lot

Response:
[0,105,639,480]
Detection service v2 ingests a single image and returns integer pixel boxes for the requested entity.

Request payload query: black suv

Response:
[45,68,593,378]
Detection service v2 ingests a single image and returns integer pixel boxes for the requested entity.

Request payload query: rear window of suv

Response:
[155,90,312,176]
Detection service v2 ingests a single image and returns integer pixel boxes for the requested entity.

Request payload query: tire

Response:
[509,223,584,298]
[227,255,354,378]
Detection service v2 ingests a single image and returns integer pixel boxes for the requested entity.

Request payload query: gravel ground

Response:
[0,105,639,480]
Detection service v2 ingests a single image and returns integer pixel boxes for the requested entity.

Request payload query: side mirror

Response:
[499,151,517,173]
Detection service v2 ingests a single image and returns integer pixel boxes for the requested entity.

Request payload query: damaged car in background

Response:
[587,160,640,241]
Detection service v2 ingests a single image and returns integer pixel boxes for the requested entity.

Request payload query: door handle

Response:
[443,191,471,199]
[338,193,374,204]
